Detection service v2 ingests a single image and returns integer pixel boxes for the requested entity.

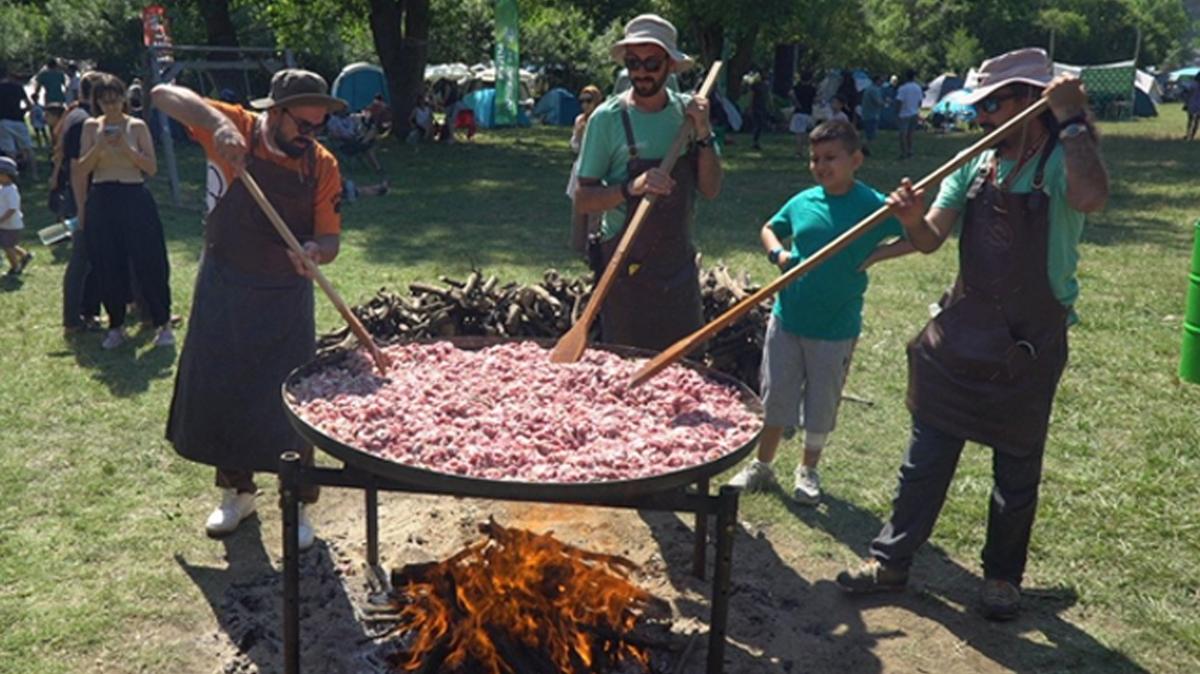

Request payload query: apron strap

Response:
[618,97,639,161]
[1030,134,1058,192]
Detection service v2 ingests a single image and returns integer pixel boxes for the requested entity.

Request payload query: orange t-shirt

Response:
[188,100,343,236]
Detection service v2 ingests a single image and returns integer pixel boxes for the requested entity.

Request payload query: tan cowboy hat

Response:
[961,48,1054,105]
[610,14,694,73]
[251,69,347,112]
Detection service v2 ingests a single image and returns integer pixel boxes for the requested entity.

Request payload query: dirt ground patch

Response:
[161,488,1143,674]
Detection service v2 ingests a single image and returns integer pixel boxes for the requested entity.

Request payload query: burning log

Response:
[382,519,655,674]
[318,265,771,390]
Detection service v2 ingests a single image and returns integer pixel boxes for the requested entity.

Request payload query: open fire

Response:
[385,520,657,674]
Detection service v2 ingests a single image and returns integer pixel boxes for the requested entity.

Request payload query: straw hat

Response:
[610,14,694,73]
[251,69,347,112]
[961,48,1054,105]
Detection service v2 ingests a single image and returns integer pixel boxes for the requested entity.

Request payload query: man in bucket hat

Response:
[574,13,723,350]
[837,48,1109,620]
[153,69,348,552]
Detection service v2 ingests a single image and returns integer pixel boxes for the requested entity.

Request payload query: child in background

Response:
[727,120,911,504]
[30,103,48,148]
[829,95,851,124]
[0,157,33,277]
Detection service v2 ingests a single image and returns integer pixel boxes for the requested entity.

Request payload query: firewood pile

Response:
[317,266,770,389]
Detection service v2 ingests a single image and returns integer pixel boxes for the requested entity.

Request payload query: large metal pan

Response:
[282,337,763,501]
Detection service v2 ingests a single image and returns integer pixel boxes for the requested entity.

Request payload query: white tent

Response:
[922,73,963,108]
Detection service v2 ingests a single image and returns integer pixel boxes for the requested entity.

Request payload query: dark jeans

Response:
[62,234,101,328]
[84,183,171,329]
[869,416,1045,586]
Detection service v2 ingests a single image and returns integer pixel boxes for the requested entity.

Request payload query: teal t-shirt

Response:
[577,90,716,241]
[36,70,68,104]
[770,181,904,340]
[933,144,1085,319]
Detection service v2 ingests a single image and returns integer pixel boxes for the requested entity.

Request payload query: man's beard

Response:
[275,128,311,158]
[631,72,667,98]
[979,122,1011,149]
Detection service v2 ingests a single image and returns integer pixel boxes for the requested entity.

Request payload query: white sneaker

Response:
[793,466,821,505]
[154,326,175,347]
[297,504,315,551]
[727,460,777,492]
[205,489,257,537]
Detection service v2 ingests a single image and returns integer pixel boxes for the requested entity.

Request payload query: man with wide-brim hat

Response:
[153,69,347,552]
[836,47,1110,620]
[574,13,723,351]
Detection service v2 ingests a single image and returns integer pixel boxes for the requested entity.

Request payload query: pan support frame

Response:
[279,451,739,674]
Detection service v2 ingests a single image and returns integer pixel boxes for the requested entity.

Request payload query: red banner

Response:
[142,5,172,49]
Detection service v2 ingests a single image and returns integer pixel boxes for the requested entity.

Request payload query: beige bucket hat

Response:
[610,14,694,73]
[251,69,347,112]
[961,48,1054,105]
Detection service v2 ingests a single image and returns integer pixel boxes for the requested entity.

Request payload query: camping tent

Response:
[461,88,531,128]
[533,87,580,126]
[922,73,963,108]
[1054,60,1138,119]
[1169,66,1199,82]
[930,88,976,123]
[331,62,390,112]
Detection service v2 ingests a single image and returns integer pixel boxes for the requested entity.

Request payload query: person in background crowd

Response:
[860,74,886,156]
[791,71,817,158]
[896,69,923,159]
[575,13,723,350]
[749,71,770,150]
[61,72,104,335]
[567,84,603,254]
[34,59,68,106]
[364,93,393,132]
[0,65,39,180]
[1185,74,1200,141]
[155,69,346,552]
[127,77,145,117]
[727,120,910,503]
[837,48,1109,622]
[0,157,33,277]
[75,73,173,350]
[837,69,860,126]
[65,62,81,104]
[407,95,434,143]
[829,95,851,124]
[30,102,48,148]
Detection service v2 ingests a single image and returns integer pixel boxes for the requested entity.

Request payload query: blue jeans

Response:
[862,116,879,141]
[869,417,1045,586]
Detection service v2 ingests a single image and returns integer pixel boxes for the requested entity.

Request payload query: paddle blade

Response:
[549,321,589,363]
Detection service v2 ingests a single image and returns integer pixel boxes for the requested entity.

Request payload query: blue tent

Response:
[533,87,580,126]
[331,63,391,112]
[462,88,531,128]
[930,88,977,123]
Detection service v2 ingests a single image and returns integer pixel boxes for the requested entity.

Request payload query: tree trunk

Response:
[197,0,243,95]
[725,29,758,102]
[369,0,431,137]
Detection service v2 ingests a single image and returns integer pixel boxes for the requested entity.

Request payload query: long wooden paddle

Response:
[549,61,724,363]
[629,96,1053,388]
[239,172,392,375]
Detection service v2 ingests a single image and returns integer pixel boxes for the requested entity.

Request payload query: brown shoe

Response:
[980,579,1021,621]
[836,558,909,594]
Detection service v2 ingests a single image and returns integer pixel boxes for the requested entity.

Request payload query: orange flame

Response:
[391,520,653,673]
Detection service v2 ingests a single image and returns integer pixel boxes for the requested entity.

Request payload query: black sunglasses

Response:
[624,55,666,73]
[283,108,328,136]
[977,92,1021,114]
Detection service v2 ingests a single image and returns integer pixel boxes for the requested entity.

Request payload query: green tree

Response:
[945,26,984,75]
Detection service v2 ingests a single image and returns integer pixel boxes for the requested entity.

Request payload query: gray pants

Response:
[869,417,1045,586]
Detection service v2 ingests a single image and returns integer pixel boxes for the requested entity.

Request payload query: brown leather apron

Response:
[598,98,703,351]
[906,139,1068,456]
[166,125,319,472]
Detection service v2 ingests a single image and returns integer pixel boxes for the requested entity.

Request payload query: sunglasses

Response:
[977,92,1021,114]
[283,108,328,136]
[624,55,666,73]
[579,96,596,104]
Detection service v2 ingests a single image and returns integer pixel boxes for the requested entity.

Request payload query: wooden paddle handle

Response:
[629,96,1052,388]
[574,62,724,332]
[239,172,391,374]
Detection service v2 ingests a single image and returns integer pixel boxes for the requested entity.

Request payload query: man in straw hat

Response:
[574,13,723,350]
[153,69,347,551]
[837,48,1109,620]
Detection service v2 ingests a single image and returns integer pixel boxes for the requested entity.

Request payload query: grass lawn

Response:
[1,108,1198,673]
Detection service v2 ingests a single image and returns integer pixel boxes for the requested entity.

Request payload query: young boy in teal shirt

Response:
[729,120,911,503]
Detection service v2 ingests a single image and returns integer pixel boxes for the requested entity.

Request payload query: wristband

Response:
[768,246,785,264]
[696,132,716,149]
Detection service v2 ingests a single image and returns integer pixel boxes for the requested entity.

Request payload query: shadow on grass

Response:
[175,517,375,674]
[636,483,1148,673]
[57,329,177,397]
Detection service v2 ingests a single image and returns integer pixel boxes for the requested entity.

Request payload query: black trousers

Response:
[84,182,171,329]
[869,416,1046,586]
[62,234,101,328]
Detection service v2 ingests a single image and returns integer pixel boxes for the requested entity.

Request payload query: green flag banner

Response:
[494,0,520,126]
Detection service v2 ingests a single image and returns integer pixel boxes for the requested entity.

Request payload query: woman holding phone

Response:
[76,73,173,350]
